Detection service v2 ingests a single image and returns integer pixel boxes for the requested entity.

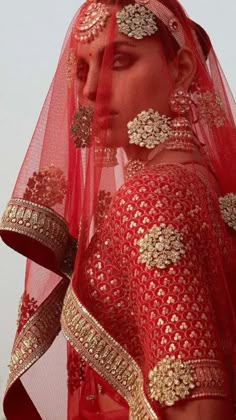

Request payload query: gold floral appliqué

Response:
[219,193,236,230]
[67,48,76,86]
[138,223,185,269]
[23,165,67,208]
[148,355,195,406]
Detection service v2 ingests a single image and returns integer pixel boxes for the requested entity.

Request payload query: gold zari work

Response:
[0,199,68,262]
[116,4,158,40]
[71,105,93,148]
[219,193,236,230]
[127,109,172,149]
[149,356,195,406]
[138,223,185,269]
[7,279,68,391]
[61,287,159,420]
[23,165,67,208]
[74,2,110,43]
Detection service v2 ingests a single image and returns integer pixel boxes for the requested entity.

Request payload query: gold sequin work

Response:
[138,224,185,269]
[219,193,236,230]
[23,165,67,207]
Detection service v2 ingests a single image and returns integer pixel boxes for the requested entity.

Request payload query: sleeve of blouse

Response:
[108,164,232,410]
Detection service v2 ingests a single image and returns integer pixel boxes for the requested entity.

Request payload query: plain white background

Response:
[0,1,235,417]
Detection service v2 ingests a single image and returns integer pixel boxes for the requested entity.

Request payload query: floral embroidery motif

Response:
[23,165,67,208]
[219,193,236,230]
[148,355,195,406]
[138,223,185,269]
[116,4,158,40]
[17,293,38,334]
[127,109,172,149]
[67,48,76,85]
[70,105,93,148]
[67,349,86,395]
[196,91,226,128]
[73,2,110,43]
[95,190,112,228]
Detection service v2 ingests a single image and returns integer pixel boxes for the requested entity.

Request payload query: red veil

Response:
[1,0,236,419]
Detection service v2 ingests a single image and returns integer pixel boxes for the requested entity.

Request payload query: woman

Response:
[1,0,236,418]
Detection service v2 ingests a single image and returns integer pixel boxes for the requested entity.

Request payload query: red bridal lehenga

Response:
[1,0,236,419]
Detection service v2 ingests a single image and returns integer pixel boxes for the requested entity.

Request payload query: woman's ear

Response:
[173,47,197,90]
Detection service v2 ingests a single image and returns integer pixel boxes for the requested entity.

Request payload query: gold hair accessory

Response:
[116,4,158,39]
[74,2,110,43]
[127,109,172,149]
[70,105,93,148]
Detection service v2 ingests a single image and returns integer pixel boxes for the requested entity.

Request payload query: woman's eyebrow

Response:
[77,40,137,62]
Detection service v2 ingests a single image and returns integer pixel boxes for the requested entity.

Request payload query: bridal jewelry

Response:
[74,2,110,43]
[127,109,172,149]
[116,4,158,39]
[70,105,93,148]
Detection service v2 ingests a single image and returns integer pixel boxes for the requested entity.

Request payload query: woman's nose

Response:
[82,67,98,102]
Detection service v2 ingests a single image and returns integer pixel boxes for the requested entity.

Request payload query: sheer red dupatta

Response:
[1,0,236,419]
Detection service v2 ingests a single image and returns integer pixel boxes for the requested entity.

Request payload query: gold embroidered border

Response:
[6,279,68,392]
[0,199,68,261]
[61,287,158,420]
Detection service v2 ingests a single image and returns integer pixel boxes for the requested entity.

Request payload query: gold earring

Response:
[70,105,93,148]
[167,88,196,152]
[127,109,173,149]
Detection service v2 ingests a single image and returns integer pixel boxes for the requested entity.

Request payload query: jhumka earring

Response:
[70,105,93,148]
[166,87,196,152]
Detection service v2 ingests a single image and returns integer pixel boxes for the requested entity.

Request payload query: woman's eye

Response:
[112,54,133,69]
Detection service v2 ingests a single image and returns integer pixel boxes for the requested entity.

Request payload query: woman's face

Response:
[76,8,176,149]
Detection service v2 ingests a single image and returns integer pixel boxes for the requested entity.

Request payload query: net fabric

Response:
[1,0,236,419]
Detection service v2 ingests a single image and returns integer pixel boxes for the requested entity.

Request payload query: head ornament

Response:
[74,2,110,43]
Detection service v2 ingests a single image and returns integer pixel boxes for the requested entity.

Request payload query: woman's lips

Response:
[96,113,118,128]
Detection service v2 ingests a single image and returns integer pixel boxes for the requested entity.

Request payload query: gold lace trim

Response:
[61,286,158,420]
[6,279,68,392]
[0,198,68,262]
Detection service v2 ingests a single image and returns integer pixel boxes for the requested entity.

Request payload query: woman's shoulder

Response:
[114,163,208,206]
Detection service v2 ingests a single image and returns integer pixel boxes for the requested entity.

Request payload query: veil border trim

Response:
[61,285,160,420]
